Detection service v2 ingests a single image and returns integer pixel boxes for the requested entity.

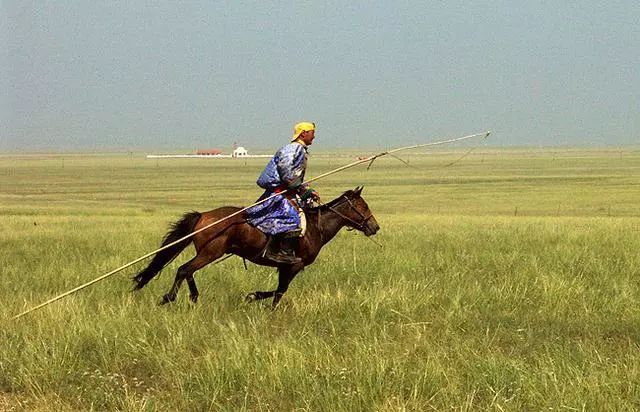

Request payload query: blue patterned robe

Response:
[246,142,309,235]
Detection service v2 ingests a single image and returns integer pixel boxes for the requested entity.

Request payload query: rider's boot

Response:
[264,232,302,264]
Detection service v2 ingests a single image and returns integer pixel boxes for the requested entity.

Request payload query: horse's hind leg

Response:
[186,275,199,303]
[160,253,216,305]
[160,259,194,305]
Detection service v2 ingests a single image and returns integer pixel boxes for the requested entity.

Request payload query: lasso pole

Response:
[10,131,490,320]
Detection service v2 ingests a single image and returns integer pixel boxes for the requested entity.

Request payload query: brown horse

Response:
[133,187,379,308]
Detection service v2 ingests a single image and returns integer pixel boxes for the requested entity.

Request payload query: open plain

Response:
[1,148,639,411]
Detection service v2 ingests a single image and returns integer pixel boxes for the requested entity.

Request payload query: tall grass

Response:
[1,149,639,410]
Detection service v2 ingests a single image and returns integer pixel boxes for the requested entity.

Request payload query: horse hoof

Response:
[245,293,257,303]
[189,295,199,304]
[158,295,173,306]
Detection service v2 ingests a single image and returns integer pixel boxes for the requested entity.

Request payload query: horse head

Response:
[332,186,380,237]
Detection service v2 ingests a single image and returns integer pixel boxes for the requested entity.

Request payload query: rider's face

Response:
[301,130,315,146]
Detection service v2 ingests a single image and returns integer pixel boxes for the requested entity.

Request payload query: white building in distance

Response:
[233,146,248,157]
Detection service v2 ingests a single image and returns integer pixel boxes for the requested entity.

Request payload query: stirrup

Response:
[264,249,302,264]
[265,251,301,264]
[263,235,301,264]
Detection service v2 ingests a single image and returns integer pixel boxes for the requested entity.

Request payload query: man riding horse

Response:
[245,121,320,264]
[132,121,380,306]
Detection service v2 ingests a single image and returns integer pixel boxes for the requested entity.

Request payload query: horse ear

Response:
[355,186,363,195]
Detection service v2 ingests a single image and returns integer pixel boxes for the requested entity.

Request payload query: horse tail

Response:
[132,211,202,291]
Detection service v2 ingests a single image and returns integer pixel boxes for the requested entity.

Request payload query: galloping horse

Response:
[133,187,379,308]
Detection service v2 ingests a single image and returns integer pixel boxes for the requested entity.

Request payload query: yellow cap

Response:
[292,122,315,141]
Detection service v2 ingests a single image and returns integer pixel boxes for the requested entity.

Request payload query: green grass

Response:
[1,148,640,410]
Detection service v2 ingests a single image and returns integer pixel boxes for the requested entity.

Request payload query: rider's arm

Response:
[276,145,306,189]
[275,144,319,201]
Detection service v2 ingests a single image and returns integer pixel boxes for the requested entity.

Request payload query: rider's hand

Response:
[299,187,319,202]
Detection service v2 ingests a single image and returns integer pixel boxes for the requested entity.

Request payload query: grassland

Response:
[1,147,639,411]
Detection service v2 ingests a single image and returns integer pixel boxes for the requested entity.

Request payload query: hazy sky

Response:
[2,1,638,151]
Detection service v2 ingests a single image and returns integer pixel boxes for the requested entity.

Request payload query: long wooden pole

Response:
[10,131,490,320]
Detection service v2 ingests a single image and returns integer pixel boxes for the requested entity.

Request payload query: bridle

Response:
[320,195,374,233]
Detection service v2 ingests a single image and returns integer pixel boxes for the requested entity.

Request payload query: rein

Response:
[331,197,373,232]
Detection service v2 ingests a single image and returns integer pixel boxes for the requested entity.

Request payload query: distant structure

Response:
[196,149,223,156]
[233,146,248,157]
[146,145,270,159]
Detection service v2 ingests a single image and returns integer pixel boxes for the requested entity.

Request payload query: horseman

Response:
[246,121,321,264]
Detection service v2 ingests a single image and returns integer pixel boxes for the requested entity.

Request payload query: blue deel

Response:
[246,142,308,235]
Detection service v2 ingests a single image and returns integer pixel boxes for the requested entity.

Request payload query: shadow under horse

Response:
[133,187,380,308]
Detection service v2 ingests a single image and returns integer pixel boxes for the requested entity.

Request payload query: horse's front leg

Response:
[271,264,302,309]
[245,264,303,307]
[245,290,275,302]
